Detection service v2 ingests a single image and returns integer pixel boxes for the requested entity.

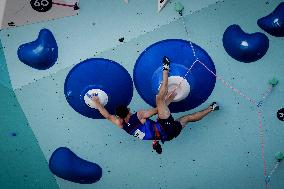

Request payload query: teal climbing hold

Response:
[275,151,284,161]
[175,2,184,16]
[268,77,279,87]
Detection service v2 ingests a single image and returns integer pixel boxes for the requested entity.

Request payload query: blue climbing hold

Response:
[64,58,133,119]
[222,24,269,63]
[258,2,284,37]
[134,39,216,113]
[49,147,102,184]
[17,28,58,70]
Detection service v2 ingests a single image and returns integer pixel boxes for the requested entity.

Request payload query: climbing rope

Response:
[166,10,278,189]
[191,60,271,189]
[266,161,281,184]
[197,59,269,189]
[168,14,199,94]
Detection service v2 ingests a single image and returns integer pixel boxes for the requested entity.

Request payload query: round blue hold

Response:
[49,147,102,184]
[258,2,284,37]
[134,39,216,113]
[222,24,269,63]
[64,58,133,119]
[17,28,58,70]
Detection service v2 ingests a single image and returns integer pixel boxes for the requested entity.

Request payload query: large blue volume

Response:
[258,2,284,37]
[222,24,269,63]
[133,39,216,113]
[17,28,58,70]
[64,58,133,119]
[49,147,102,184]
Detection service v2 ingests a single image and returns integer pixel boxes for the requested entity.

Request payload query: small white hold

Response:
[241,41,249,47]
[84,89,108,109]
[159,76,190,102]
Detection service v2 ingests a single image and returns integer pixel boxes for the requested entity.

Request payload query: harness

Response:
[153,122,166,144]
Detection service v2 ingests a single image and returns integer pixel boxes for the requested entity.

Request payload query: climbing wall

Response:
[0,39,59,189]
[0,0,79,30]
[0,0,284,189]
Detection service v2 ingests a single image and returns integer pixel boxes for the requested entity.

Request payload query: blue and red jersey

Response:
[122,113,167,141]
